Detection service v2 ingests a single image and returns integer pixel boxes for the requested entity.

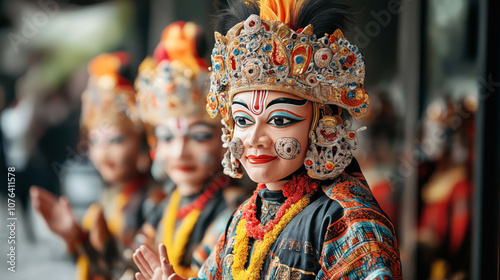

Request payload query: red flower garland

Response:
[176,174,230,219]
[243,174,319,240]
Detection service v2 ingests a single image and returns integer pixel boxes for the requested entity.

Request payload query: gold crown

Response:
[206,14,370,127]
[81,52,140,130]
[135,58,211,126]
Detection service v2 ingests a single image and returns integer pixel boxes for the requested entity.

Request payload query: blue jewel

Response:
[295,56,304,64]
[348,92,355,98]
[278,66,284,71]
[340,58,346,64]
[362,104,367,109]
[214,64,221,70]
[355,108,360,113]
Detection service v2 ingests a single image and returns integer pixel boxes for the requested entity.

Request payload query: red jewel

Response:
[243,175,318,240]
[349,132,355,139]
[325,162,334,171]
[346,54,356,65]
[309,78,315,83]
[305,160,313,166]
[322,54,328,60]
[320,129,338,141]
[249,21,255,27]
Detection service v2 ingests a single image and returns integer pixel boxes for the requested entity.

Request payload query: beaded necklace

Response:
[161,174,229,278]
[231,175,318,280]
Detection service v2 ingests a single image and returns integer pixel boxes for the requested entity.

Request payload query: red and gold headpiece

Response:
[207,0,369,130]
[81,52,140,131]
[207,0,369,179]
[136,21,212,126]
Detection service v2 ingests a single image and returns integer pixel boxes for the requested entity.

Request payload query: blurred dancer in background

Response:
[131,21,250,279]
[30,52,163,280]
[417,95,476,280]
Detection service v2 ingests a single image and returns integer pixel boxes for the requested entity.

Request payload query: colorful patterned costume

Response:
[197,160,401,279]
[77,175,163,279]
[145,175,240,277]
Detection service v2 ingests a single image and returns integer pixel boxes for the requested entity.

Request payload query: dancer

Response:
[31,52,161,280]
[134,1,402,279]
[132,22,249,279]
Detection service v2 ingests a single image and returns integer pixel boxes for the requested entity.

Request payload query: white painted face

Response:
[155,116,224,192]
[231,90,313,184]
[88,125,142,184]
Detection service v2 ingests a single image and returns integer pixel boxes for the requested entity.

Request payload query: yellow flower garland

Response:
[161,190,201,278]
[231,196,311,280]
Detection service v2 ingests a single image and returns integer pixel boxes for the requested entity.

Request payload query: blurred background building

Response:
[0,0,498,279]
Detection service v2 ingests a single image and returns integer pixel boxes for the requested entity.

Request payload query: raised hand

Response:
[133,244,185,280]
[89,207,111,252]
[30,185,84,246]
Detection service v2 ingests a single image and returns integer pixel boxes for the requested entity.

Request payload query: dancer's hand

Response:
[89,207,111,252]
[133,244,186,280]
[30,185,83,245]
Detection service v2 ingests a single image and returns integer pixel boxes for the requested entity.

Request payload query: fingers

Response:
[133,245,159,279]
[30,185,46,210]
[167,274,185,280]
[89,209,110,252]
[59,196,73,213]
[30,186,56,220]
[158,244,175,276]
[134,249,155,279]
[141,244,161,268]
[135,272,147,280]
[158,243,169,264]
[29,185,39,204]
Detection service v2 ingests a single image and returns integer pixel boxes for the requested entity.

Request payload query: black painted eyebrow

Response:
[190,122,215,129]
[232,98,249,109]
[266,98,308,109]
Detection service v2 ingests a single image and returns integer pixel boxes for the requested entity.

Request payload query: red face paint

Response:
[250,90,269,115]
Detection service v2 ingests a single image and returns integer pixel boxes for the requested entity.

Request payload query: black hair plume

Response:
[293,0,354,36]
[213,0,353,37]
[213,0,260,35]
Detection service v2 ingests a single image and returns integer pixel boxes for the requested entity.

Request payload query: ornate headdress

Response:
[81,52,140,131]
[207,0,369,179]
[136,21,212,126]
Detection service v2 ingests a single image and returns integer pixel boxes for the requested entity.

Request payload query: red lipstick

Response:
[246,155,277,164]
[174,166,196,172]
